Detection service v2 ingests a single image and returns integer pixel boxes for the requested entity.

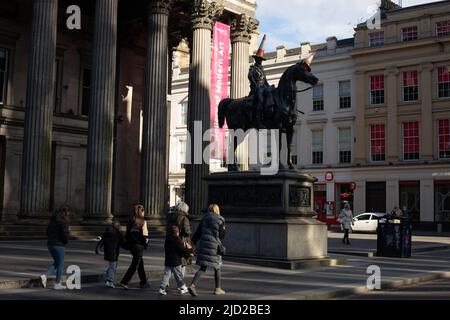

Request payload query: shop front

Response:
[399,181,420,222]
[435,181,450,225]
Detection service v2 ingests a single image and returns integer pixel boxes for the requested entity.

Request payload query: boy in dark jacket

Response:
[159,225,194,296]
[95,220,124,288]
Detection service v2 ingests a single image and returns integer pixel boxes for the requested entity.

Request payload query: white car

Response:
[352,213,386,233]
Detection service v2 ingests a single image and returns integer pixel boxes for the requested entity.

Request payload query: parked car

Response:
[352,213,386,233]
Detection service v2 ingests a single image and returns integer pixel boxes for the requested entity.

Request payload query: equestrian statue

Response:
[218,35,319,171]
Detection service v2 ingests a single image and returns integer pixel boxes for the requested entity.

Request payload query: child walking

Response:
[159,225,194,296]
[95,220,125,288]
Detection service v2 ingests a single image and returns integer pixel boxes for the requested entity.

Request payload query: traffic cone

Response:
[253,34,267,61]
[303,52,316,71]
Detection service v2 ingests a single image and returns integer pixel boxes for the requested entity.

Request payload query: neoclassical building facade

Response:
[169,0,450,229]
[0,0,258,234]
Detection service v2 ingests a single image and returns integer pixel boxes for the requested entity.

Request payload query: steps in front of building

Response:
[0,223,166,241]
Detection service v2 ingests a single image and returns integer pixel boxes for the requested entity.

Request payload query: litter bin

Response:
[376,217,412,258]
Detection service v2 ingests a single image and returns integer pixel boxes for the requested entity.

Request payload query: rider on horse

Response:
[248,34,271,129]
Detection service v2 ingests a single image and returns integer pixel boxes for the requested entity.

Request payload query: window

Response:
[0,48,8,105]
[339,81,351,109]
[438,67,450,98]
[180,101,188,126]
[180,140,187,170]
[401,26,418,42]
[312,130,323,164]
[313,84,324,112]
[436,21,450,37]
[403,71,418,102]
[356,214,371,221]
[370,124,385,162]
[369,32,384,47]
[403,122,419,160]
[338,128,352,164]
[81,68,91,116]
[370,75,385,105]
[439,119,450,159]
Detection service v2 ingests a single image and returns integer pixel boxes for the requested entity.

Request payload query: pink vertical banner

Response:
[210,22,230,161]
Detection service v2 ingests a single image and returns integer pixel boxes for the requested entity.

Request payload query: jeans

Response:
[160,266,185,289]
[105,261,117,283]
[191,266,222,289]
[46,245,65,283]
[166,265,186,283]
[121,245,147,285]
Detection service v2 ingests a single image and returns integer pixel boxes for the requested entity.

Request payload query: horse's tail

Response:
[218,98,232,128]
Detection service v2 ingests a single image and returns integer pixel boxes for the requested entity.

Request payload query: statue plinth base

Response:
[204,171,337,270]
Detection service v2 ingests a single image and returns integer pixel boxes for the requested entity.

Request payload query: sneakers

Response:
[179,285,189,295]
[188,285,198,297]
[119,283,129,290]
[40,274,47,288]
[214,288,226,296]
[105,281,115,288]
[159,287,167,296]
[54,283,67,290]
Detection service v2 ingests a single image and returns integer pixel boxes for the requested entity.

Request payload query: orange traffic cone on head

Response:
[253,34,267,61]
[303,51,316,71]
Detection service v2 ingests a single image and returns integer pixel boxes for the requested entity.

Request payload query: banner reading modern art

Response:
[210,22,230,161]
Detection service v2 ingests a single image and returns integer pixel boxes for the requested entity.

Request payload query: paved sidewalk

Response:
[1,234,450,299]
[329,231,450,256]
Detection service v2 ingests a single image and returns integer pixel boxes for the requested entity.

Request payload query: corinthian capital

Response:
[148,0,173,15]
[191,0,224,30]
[230,14,259,44]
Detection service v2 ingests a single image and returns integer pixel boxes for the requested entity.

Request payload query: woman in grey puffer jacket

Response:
[188,204,226,297]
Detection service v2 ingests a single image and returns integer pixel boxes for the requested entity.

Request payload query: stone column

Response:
[386,67,399,162]
[85,0,118,223]
[185,0,224,216]
[230,14,259,171]
[420,63,434,160]
[354,70,366,164]
[140,0,173,218]
[20,0,58,219]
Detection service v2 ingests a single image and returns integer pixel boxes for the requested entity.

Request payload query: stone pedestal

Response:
[205,171,334,269]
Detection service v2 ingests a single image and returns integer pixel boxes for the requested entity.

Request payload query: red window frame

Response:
[436,21,450,37]
[370,75,385,105]
[370,124,385,162]
[402,26,418,41]
[369,32,384,46]
[403,122,419,160]
[438,67,450,98]
[439,119,450,159]
[403,71,419,102]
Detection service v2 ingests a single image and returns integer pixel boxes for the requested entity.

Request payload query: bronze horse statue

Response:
[218,60,319,171]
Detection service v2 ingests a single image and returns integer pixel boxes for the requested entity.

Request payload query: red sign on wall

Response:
[325,172,334,181]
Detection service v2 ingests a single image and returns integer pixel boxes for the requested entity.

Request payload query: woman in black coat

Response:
[120,205,149,289]
[188,204,226,297]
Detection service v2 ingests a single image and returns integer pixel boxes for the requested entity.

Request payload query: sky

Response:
[255,0,444,51]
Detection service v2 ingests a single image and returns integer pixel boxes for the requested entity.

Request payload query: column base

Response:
[82,214,113,226]
[18,213,53,225]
